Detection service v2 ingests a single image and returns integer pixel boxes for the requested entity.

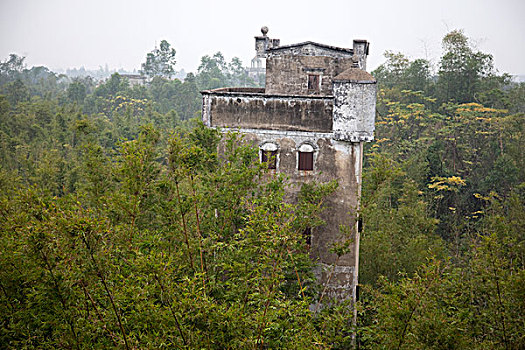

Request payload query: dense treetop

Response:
[0,31,523,349]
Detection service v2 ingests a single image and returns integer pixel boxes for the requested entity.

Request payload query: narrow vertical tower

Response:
[332,60,377,305]
[201,28,376,304]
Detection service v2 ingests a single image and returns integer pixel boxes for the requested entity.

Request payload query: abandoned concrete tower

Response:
[201,27,376,301]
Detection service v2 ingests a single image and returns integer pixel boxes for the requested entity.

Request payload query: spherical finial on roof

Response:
[261,26,269,36]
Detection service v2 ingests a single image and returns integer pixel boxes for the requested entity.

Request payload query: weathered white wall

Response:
[332,81,376,142]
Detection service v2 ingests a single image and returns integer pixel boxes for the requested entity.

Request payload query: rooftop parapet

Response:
[202,89,333,132]
[201,87,266,95]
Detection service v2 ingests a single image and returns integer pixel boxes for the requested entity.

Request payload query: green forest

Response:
[0,30,523,349]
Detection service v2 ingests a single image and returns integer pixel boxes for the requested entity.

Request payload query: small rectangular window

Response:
[308,74,320,91]
[298,152,313,171]
[261,150,277,169]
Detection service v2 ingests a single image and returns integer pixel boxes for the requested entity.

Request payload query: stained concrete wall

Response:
[333,81,377,142]
[265,54,355,96]
[229,129,362,300]
[202,91,333,133]
[201,84,373,300]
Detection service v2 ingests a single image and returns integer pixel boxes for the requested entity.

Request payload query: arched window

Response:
[260,142,278,170]
[298,143,314,171]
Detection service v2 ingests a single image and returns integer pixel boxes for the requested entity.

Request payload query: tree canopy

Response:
[141,40,177,79]
[0,29,523,349]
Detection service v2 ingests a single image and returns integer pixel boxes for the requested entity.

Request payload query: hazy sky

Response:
[1,0,524,75]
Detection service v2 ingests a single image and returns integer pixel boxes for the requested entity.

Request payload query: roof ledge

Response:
[333,68,376,83]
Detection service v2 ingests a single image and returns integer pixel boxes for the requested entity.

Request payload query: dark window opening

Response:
[308,74,320,91]
[298,152,313,171]
[261,150,277,169]
[303,227,311,248]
